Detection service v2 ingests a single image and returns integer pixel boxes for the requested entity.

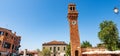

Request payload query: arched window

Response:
[70,7,72,10]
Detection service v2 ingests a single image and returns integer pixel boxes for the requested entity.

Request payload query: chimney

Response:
[23,49,27,56]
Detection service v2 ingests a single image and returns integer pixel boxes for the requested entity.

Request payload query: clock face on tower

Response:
[72,20,77,25]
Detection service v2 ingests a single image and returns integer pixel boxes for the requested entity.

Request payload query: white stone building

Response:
[42,40,68,56]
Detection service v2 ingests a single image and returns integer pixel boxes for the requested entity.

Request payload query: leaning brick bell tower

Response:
[67,3,81,56]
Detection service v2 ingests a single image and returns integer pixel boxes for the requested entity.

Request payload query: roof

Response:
[68,3,76,6]
[0,27,12,32]
[42,40,68,46]
[19,50,38,54]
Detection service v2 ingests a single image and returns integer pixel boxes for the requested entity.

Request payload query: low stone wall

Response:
[82,48,120,56]
[82,48,106,52]
[82,54,120,56]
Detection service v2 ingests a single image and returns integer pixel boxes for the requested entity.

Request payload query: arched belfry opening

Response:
[75,50,79,56]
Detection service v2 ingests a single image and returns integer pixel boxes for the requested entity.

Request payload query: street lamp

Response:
[114,7,119,14]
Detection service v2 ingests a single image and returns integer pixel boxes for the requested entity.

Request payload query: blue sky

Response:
[0,0,120,50]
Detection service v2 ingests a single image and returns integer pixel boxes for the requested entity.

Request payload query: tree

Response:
[98,20,119,51]
[42,48,51,56]
[66,43,71,56]
[36,49,42,56]
[97,43,105,48]
[81,41,92,48]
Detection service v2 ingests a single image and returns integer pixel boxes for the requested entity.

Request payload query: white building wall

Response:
[43,45,67,56]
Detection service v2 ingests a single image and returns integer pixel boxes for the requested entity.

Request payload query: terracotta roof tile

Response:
[43,40,68,45]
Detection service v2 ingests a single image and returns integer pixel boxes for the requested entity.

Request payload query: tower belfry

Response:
[67,3,81,56]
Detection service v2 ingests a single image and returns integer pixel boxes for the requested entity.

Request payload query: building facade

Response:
[19,49,38,56]
[0,27,21,56]
[42,40,68,56]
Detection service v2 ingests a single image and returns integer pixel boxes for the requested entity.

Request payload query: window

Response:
[12,45,14,49]
[43,47,45,49]
[64,47,66,51]
[5,33,8,36]
[11,36,13,39]
[18,40,21,44]
[70,7,72,10]
[14,38,16,41]
[0,31,4,35]
[54,47,56,52]
[69,7,75,11]
[3,42,11,49]
[58,47,60,51]
[15,46,19,50]
[50,47,52,50]
[0,41,1,45]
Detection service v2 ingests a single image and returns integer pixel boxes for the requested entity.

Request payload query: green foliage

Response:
[36,49,42,56]
[97,43,105,48]
[81,41,92,48]
[42,48,51,56]
[66,43,71,56]
[117,39,120,49]
[98,20,119,51]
